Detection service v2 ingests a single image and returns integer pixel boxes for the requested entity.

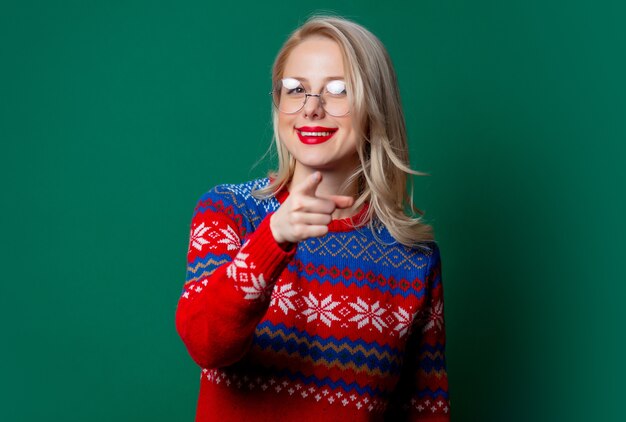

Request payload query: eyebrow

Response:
[285,76,345,82]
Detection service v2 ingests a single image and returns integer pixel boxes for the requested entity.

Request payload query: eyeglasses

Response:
[270,78,350,117]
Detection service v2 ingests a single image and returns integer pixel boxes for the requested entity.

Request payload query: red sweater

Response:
[176,179,450,421]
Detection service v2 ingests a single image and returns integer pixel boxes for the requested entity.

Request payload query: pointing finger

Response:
[294,171,322,196]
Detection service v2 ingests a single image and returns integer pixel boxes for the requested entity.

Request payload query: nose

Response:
[302,93,325,119]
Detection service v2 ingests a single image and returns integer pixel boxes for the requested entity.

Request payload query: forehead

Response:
[282,36,345,81]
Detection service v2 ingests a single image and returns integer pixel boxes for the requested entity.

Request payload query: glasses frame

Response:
[269,80,350,117]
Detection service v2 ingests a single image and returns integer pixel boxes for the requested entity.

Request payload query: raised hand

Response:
[270,172,355,245]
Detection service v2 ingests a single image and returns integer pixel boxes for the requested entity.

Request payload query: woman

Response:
[176,16,450,421]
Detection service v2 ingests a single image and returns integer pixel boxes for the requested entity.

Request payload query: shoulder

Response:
[373,222,440,258]
[424,241,440,263]
[192,177,279,234]
[363,222,441,273]
[193,178,268,213]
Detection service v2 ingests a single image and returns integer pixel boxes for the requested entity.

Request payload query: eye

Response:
[282,78,301,90]
[326,80,347,95]
[281,78,305,95]
[287,87,305,95]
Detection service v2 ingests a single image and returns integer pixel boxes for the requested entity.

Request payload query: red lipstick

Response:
[295,126,338,145]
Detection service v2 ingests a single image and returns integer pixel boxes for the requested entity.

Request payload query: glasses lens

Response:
[273,78,306,114]
[321,80,349,117]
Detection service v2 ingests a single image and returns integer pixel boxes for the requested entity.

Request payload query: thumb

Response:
[328,195,355,209]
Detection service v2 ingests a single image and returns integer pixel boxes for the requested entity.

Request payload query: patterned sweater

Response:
[176,178,450,421]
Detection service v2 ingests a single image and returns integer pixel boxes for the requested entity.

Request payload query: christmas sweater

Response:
[176,178,450,421]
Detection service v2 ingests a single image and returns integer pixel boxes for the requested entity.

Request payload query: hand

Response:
[270,172,355,245]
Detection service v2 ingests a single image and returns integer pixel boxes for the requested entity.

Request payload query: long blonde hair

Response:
[254,15,434,246]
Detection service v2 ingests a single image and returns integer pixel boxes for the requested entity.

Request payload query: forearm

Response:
[176,212,295,369]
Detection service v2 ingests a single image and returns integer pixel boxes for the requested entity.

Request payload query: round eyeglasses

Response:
[270,78,350,117]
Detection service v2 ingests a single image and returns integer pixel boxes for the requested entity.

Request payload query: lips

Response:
[295,126,338,145]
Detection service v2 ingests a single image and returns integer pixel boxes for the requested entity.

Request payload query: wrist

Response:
[269,213,295,251]
[269,213,284,243]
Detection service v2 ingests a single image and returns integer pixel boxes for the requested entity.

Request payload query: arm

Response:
[176,173,353,369]
[385,243,451,421]
[175,191,295,369]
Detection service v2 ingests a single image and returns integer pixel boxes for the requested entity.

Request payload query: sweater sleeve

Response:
[175,190,296,369]
[384,243,451,421]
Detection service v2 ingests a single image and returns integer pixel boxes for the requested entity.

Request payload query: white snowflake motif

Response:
[226,250,250,281]
[302,293,341,327]
[240,273,268,300]
[216,224,240,251]
[348,298,388,332]
[270,283,297,314]
[422,300,444,333]
[393,306,417,338]
[189,222,210,251]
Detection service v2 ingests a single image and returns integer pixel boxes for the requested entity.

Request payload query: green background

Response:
[1,0,624,421]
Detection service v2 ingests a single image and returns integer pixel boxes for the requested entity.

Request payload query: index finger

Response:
[292,171,322,197]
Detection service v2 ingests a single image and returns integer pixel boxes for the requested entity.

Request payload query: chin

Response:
[295,160,335,171]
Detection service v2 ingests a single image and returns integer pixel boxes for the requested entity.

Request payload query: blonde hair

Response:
[254,15,434,246]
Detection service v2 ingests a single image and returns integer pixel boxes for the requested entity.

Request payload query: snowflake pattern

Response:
[190,222,210,251]
[392,306,417,338]
[270,283,297,315]
[189,221,240,252]
[226,249,250,281]
[216,224,240,251]
[302,293,341,327]
[348,298,388,332]
[223,242,268,301]
[422,300,444,333]
[240,273,268,300]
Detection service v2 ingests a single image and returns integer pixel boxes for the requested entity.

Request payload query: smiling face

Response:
[277,36,360,177]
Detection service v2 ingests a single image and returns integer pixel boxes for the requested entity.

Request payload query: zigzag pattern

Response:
[418,343,446,354]
[187,256,230,277]
[299,232,430,270]
[255,322,396,355]
[250,325,448,394]
[195,198,242,222]
[253,325,402,376]
[417,343,447,373]
[418,350,446,362]
[418,368,448,379]
[185,269,219,285]
[415,387,449,400]
[418,357,447,373]
[254,348,392,377]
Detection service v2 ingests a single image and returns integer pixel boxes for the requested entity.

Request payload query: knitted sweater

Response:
[176,178,450,421]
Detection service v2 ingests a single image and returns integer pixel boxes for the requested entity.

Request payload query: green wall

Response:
[1,1,624,421]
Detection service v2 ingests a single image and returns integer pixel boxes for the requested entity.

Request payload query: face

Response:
[277,36,359,176]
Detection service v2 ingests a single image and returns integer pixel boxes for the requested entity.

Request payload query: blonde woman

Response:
[176,16,450,422]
